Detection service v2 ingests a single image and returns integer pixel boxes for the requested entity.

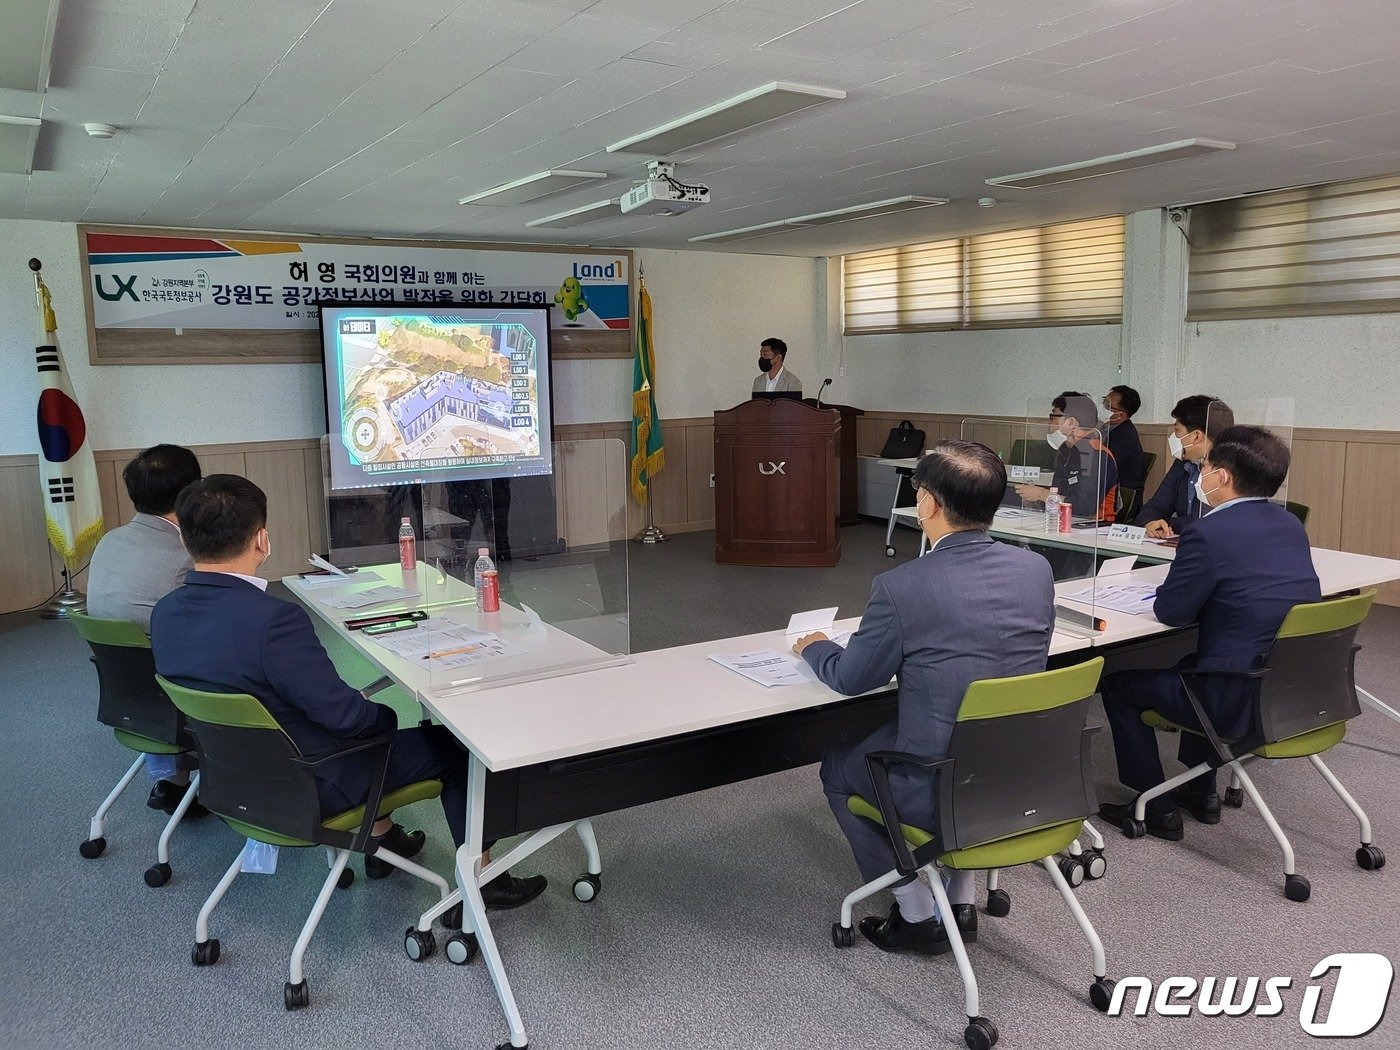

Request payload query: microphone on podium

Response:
[816,377,833,408]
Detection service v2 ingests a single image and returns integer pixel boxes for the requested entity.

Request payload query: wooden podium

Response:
[804,399,864,525]
[713,398,841,567]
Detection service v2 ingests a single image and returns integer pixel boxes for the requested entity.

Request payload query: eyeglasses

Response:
[1048,413,1064,421]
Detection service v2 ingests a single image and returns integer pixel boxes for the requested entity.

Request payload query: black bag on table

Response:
[879,420,926,459]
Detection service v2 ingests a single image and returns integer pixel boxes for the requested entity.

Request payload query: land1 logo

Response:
[1108,953,1394,1037]
[571,259,626,282]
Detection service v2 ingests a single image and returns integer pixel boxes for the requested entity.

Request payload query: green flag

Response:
[630,272,664,504]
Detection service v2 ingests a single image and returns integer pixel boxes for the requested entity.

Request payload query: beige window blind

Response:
[1188,172,1400,320]
[843,215,1125,335]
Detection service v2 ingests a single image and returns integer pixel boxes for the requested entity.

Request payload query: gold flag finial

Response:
[30,258,56,333]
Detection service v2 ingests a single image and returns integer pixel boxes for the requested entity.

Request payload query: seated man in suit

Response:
[1102,385,1147,519]
[87,443,204,815]
[1099,425,1321,838]
[752,336,802,395]
[1135,394,1234,538]
[150,474,545,908]
[794,441,1055,954]
[1015,392,1120,523]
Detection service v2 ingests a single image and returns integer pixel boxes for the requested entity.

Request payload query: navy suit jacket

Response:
[151,572,395,775]
[802,530,1055,761]
[1135,458,1203,533]
[1153,499,1321,733]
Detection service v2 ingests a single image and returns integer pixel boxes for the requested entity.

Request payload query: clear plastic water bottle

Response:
[473,547,500,613]
[1044,487,1062,533]
[398,517,415,570]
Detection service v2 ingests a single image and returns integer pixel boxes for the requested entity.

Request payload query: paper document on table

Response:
[708,649,811,688]
[323,585,420,609]
[368,621,527,668]
[1068,581,1158,616]
[299,570,381,590]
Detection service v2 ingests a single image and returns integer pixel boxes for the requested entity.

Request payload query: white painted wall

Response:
[0,220,824,456]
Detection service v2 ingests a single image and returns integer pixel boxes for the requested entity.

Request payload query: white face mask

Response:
[1046,429,1068,450]
[1097,403,1114,424]
[1167,432,1186,460]
[916,491,936,525]
[259,529,271,567]
[1193,468,1221,508]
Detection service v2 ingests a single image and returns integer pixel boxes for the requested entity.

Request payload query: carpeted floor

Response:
[2,521,1398,1048]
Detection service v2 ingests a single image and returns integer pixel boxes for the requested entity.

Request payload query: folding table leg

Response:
[458,752,529,1048]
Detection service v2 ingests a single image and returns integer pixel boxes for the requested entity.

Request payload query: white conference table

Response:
[287,544,1400,1049]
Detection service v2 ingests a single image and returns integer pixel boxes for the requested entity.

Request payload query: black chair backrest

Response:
[155,677,328,845]
[1252,593,1372,745]
[71,614,183,747]
[916,658,1104,861]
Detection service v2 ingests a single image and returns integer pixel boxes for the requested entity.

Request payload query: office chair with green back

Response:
[71,613,204,888]
[1113,591,1384,902]
[831,658,1113,1050]
[156,676,454,1010]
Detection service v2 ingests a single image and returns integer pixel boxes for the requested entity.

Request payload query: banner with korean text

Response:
[79,226,632,365]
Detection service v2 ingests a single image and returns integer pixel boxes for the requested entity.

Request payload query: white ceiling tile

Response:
[760,0,965,58]
[50,5,187,76]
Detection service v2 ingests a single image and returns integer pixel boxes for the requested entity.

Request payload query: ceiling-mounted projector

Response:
[620,159,709,216]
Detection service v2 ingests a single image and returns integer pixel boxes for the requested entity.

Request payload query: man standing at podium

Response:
[752,337,802,395]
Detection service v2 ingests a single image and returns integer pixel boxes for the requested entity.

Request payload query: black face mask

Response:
[758,357,774,373]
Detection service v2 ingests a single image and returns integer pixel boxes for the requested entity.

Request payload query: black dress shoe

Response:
[952,903,978,944]
[147,779,208,819]
[481,873,547,910]
[1171,785,1222,824]
[858,903,952,955]
[365,824,426,879]
[1100,800,1184,841]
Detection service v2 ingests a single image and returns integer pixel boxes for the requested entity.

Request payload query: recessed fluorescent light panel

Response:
[986,138,1236,190]
[459,169,608,207]
[689,196,948,243]
[608,82,846,156]
[526,199,619,229]
[786,196,949,227]
[0,114,42,175]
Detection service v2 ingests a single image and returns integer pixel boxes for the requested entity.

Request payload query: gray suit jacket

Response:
[801,530,1055,761]
[87,513,192,632]
[751,367,802,394]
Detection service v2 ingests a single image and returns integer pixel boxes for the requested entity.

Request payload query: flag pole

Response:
[636,478,666,544]
[31,257,88,619]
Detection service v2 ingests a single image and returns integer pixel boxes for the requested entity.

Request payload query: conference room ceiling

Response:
[4,0,1400,256]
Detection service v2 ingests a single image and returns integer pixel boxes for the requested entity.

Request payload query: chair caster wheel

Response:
[1083,848,1107,880]
[284,980,309,1010]
[885,546,896,557]
[404,926,436,961]
[572,873,601,902]
[1121,818,1146,839]
[831,923,854,948]
[337,868,354,890]
[495,1042,527,1049]
[191,939,220,966]
[1090,977,1116,1012]
[964,1015,998,1049]
[1058,856,1085,887]
[985,889,1011,917]
[79,837,106,859]
[1224,786,1245,808]
[1284,873,1311,902]
[1357,845,1386,870]
[145,862,172,888]
[446,931,479,965]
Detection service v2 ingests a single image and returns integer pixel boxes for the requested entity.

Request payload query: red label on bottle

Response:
[480,571,500,613]
[1059,502,1072,533]
[399,536,415,570]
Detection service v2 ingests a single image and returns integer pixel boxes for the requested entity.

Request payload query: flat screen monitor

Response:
[319,303,554,492]
[751,390,803,401]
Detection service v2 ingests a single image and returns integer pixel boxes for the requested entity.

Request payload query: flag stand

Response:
[40,564,86,620]
[634,478,667,544]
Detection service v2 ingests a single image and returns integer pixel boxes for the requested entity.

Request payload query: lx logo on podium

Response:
[758,461,787,476]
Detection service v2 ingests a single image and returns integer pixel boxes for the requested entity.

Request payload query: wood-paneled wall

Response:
[3,413,1397,614]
